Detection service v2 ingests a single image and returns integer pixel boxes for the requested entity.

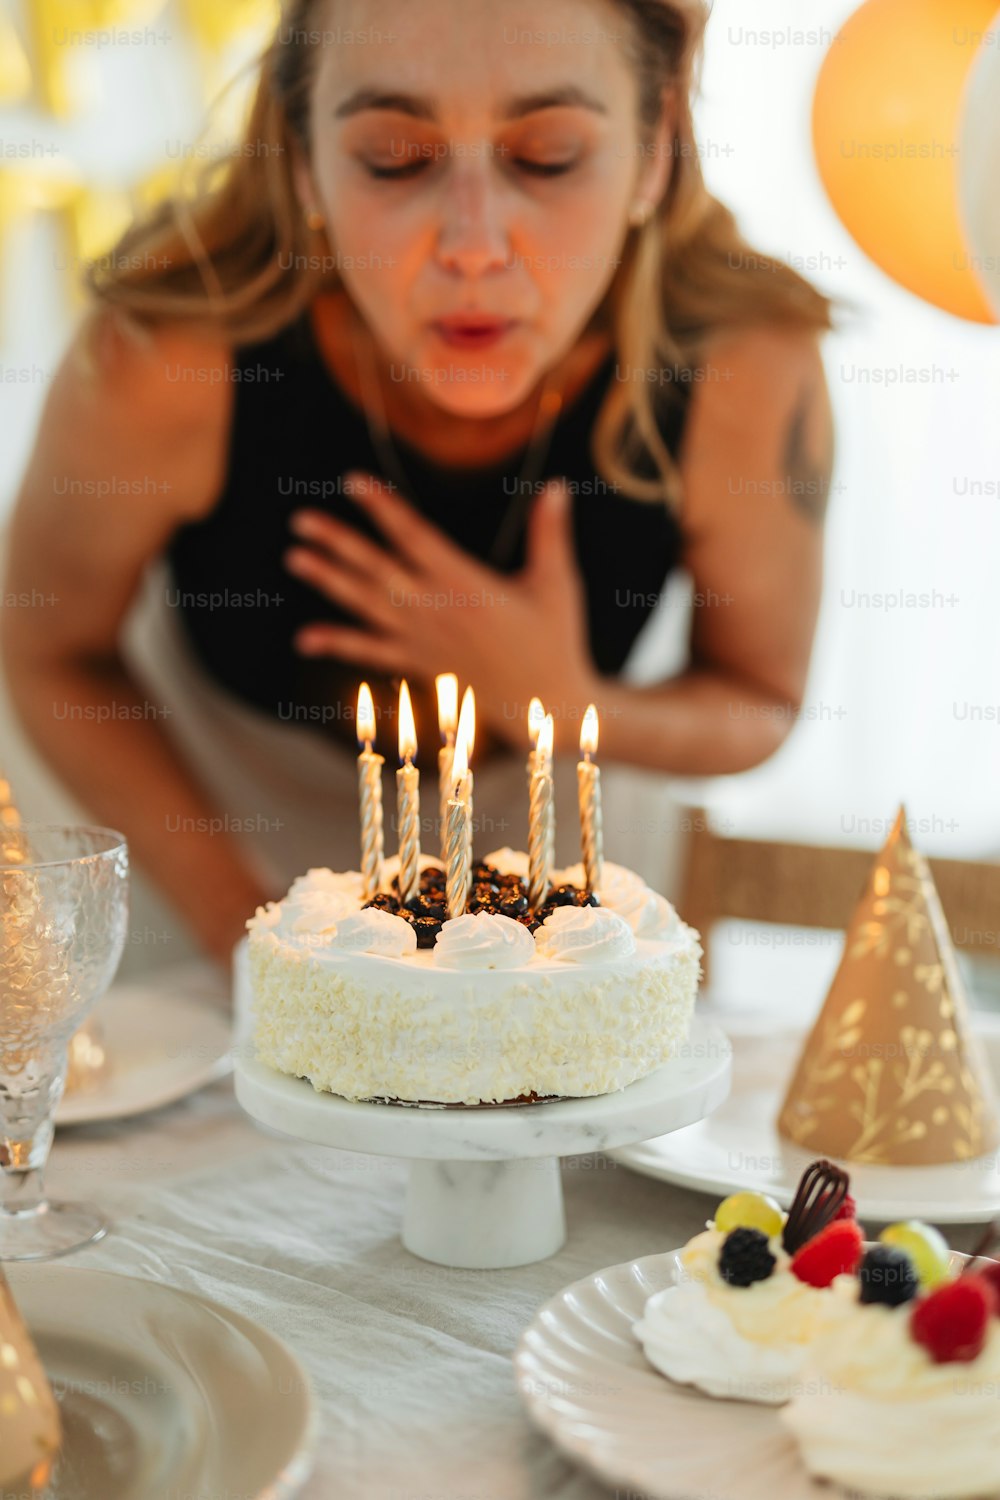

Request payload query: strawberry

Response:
[790,1219,865,1288]
[975,1259,1000,1310]
[911,1278,997,1364]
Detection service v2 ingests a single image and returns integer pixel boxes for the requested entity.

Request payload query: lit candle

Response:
[445,710,473,920]
[526,697,545,779]
[457,687,475,872]
[356,683,384,901]
[528,713,554,910]
[396,680,421,905]
[577,704,603,896]
[436,673,458,863]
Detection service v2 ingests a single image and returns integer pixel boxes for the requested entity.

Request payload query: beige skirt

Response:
[123,560,701,903]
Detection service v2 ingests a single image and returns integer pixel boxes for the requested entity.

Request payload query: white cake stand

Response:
[234,1015,731,1270]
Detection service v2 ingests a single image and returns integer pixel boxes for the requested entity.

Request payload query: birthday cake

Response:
[246,849,701,1106]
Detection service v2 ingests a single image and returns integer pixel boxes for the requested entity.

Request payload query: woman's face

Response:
[299,0,670,417]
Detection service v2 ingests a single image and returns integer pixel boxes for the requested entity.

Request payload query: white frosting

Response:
[557,860,678,938]
[635,1229,852,1405]
[288,868,365,904]
[783,1286,1000,1498]
[327,909,417,957]
[433,913,535,970]
[287,889,356,939]
[534,904,636,963]
[247,851,701,1104]
[482,847,530,879]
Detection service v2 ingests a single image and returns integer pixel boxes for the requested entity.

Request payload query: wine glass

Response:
[0,825,128,1260]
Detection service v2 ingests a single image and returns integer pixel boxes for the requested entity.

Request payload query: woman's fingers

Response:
[289,508,400,588]
[343,471,486,583]
[284,544,414,629]
[293,623,416,673]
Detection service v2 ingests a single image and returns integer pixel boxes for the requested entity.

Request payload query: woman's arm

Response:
[0,314,273,962]
[595,327,832,772]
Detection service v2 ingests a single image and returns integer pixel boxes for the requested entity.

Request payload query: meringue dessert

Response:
[247,850,700,1105]
[635,1162,863,1404]
[783,1225,1000,1499]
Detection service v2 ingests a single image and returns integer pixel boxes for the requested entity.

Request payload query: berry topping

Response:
[911,1277,997,1364]
[498,893,529,919]
[718,1227,777,1288]
[879,1221,952,1290]
[790,1220,864,1288]
[714,1191,784,1239]
[405,895,447,921]
[858,1245,920,1307]
[419,865,446,889]
[546,884,581,907]
[410,916,443,949]
[782,1160,851,1254]
[363,893,401,914]
[829,1193,857,1223]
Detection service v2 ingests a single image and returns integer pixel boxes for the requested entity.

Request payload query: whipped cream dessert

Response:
[247,850,700,1105]
[783,1242,1000,1500]
[635,1226,852,1404]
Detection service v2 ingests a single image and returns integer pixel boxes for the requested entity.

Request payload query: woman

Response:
[1,0,833,963]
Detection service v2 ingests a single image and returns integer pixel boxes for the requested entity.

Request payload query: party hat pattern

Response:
[777,808,1000,1165]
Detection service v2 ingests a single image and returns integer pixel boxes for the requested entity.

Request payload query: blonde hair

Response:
[88,0,832,503]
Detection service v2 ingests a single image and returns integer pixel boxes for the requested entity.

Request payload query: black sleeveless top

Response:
[166,313,689,769]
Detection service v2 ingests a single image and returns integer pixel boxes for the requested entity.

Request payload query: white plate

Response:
[610,1020,1000,1223]
[6,1264,316,1500]
[516,1250,829,1500]
[57,972,233,1127]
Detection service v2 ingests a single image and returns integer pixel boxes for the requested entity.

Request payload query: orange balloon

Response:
[813,0,998,324]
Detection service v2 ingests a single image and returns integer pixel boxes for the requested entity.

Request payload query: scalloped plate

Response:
[609,1022,1000,1224]
[515,1251,826,1500]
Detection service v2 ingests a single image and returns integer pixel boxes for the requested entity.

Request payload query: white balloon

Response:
[959,12,1000,318]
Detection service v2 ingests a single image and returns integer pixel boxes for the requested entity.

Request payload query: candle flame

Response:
[580,703,599,758]
[527,697,545,746]
[398,680,417,762]
[457,686,475,761]
[537,712,554,763]
[357,682,376,747]
[436,673,458,742]
[452,717,470,785]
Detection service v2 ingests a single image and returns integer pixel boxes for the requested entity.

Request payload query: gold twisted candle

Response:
[445,723,472,919]
[577,704,604,896]
[396,680,421,905]
[356,684,384,902]
[436,674,457,864]
[457,687,475,873]
[528,714,554,910]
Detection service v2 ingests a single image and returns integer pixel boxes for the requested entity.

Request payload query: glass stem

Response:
[0,1163,47,1216]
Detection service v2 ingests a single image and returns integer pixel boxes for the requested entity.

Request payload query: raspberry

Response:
[790,1220,864,1288]
[911,1278,997,1364]
[833,1194,857,1222]
[859,1246,919,1306]
[718,1228,776,1287]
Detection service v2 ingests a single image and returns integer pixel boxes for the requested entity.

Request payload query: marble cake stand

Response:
[234,1014,731,1269]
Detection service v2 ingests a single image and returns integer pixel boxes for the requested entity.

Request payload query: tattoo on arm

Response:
[783,380,835,524]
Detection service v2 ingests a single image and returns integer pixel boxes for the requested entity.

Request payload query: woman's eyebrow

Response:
[333,84,607,122]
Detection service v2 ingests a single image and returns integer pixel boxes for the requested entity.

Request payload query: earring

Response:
[629,202,652,228]
[305,207,325,232]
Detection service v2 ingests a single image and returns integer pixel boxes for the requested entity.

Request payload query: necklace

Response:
[349,322,564,569]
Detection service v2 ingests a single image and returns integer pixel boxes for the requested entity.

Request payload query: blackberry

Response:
[546,884,580,908]
[498,893,528,919]
[471,862,500,884]
[858,1246,919,1307]
[718,1228,776,1288]
[419,866,446,891]
[411,916,443,949]
[405,895,447,922]
[363,893,400,914]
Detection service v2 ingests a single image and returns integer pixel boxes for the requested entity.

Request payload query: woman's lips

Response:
[430,317,517,351]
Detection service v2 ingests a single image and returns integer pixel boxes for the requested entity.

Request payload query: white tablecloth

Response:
[39,964,987,1500]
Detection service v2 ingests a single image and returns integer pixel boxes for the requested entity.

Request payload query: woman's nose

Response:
[435,155,511,278]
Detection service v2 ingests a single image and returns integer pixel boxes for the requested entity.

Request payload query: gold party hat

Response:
[0,1269,60,1491]
[777,807,1000,1165]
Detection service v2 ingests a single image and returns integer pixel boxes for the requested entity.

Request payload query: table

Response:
[36,965,989,1500]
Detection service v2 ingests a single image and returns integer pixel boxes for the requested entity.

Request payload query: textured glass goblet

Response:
[0,825,128,1260]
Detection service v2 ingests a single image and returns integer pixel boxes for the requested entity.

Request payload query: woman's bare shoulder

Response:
[47,309,237,523]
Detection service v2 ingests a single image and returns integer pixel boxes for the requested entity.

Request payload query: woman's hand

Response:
[284,472,601,745]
